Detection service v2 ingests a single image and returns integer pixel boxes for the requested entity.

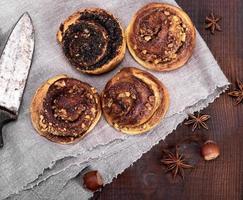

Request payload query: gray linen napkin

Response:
[0,0,229,199]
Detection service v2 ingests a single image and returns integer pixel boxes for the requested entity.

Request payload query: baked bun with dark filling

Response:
[30,75,101,144]
[101,67,169,135]
[57,8,126,75]
[126,3,196,72]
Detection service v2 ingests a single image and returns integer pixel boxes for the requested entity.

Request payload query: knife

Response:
[0,13,35,148]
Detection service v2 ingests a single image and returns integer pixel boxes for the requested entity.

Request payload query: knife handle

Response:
[0,109,16,148]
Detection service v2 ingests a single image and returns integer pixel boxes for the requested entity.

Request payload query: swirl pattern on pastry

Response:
[101,67,169,134]
[126,3,196,72]
[30,75,101,144]
[57,8,126,74]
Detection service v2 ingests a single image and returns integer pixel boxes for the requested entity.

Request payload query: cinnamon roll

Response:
[57,8,126,75]
[126,3,196,72]
[30,75,101,144]
[101,67,169,134]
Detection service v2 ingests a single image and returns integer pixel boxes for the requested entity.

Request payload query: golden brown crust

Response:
[57,8,126,75]
[126,3,196,72]
[101,67,169,134]
[30,75,101,144]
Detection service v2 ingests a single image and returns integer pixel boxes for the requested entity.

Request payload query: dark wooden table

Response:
[92,0,243,199]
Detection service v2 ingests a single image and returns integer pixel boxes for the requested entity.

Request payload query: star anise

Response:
[205,12,222,34]
[228,79,243,105]
[184,112,210,132]
[161,148,193,179]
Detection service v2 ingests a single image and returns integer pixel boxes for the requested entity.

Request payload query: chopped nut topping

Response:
[131,93,136,99]
[118,92,131,98]
[39,115,48,130]
[154,59,161,64]
[125,92,131,97]
[171,53,177,59]
[85,115,91,119]
[148,96,155,102]
[91,107,96,114]
[145,103,153,110]
[114,123,120,129]
[91,87,97,93]
[81,123,86,128]
[118,93,126,98]
[144,36,152,41]
[142,50,147,54]
[181,33,186,42]
[164,11,170,16]
[84,29,89,33]
[168,43,174,48]
[117,92,131,98]
[172,16,180,22]
[87,93,93,99]
[107,99,113,108]
[56,108,68,119]
[54,80,66,88]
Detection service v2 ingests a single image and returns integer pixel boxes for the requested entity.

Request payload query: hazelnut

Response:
[83,171,104,192]
[201,140,220,161]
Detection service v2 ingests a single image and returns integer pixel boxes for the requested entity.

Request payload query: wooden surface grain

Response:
[92,0,243,199]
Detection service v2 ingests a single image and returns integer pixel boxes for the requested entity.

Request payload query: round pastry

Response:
[126,3,196,72]
[57,8,126,75]
[101,67,169,134]
[30,75,101,144]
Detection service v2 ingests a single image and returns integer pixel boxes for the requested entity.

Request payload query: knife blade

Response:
[0,12,35,148]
